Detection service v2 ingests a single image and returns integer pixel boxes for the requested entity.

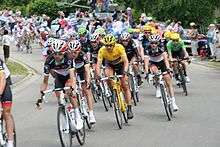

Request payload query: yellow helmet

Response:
[164,31,172,39]
[142,25,152,32]
[102,34,116,45]
[170,33,180,41]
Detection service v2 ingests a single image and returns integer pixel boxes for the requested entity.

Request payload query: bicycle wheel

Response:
[99,84,109,111]
[112,90,123,129]
[122,112,128,123]
[130,76,137,106]
[76,118,86,145]
[57,106,72,147]
[91,84,98,103]
[160,84,172,121]
[179,68,188,96]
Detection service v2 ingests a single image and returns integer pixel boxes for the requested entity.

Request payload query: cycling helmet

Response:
[120,32,131,41]
[78,27,88,36]
[102,34,116,45]
[148,34,161,42]
[90,33,100,42]
[68,40,81,51]
[50,39,67,53]
[95,27,106,37]
[142,25,152,32]
[170,33,180,41]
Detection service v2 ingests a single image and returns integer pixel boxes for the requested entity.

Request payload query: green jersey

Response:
[167,40,186,55]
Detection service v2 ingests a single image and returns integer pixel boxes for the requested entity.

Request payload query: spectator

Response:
[207,24,218,60]
[2,30,12,62]
[188,22,199,56]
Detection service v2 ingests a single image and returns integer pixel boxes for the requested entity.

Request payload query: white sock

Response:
[7,140,13,147]
[89,110,94,115]
[75,108,81,118]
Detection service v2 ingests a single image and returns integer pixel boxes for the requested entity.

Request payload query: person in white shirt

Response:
[2,30,12,62]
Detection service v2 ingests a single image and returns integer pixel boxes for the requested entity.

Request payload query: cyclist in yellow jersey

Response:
[96,34,134,119]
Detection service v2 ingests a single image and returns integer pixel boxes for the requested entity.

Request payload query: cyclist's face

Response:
[106,44,114,51]
[121,39,129,46]
[150,42,159,49]
[53,52,64,61]
[69,50,80,59]
[91,41,98,47]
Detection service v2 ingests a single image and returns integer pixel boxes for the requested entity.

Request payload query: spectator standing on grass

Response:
[2,30,13,62]
[188,22,199,56]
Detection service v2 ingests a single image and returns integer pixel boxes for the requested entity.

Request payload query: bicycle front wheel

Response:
[57,107,72,147]
[179,67,188,96]
[160,84,172,121]
[112,90,123,129]
[76,118,86,145]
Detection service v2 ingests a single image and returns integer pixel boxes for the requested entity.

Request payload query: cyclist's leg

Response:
[2,79,14,143]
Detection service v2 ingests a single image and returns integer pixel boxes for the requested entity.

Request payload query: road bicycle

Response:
[152,71,173,121]
[36,87,86,146]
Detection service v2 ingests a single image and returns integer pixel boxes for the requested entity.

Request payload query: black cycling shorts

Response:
[150,60,167,73]
[76,66,86,81]
[172,50,185,59]
[107,62,124,75]
[1,77,13,105]
[54,74,70,89]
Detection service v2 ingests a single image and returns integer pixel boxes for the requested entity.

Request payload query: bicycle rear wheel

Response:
[179,68,188,96]
[160,84,172,121]
[130,76,137,106]
[57,106,72,147]
[112,90,123,129]
[76,118,86,145]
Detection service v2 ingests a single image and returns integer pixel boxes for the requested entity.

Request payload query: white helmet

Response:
[68,40,81,51]
[50,39,67,53]
[149,34,161,42]
[120,32,131,41]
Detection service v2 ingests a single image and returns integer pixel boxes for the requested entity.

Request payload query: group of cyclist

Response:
[0,9,192,147]
[36,16,191,130]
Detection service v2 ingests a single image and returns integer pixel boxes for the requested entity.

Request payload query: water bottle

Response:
[67,104,75,129]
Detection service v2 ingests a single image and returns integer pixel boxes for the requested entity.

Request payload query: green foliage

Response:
[29,0,58,18]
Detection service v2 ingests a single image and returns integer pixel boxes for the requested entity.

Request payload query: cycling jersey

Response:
[80,38,91,53]
[167,40,185,54]
[139,34,150,51]
[90,43,103,63]
[121,39,138,61]
[144,46,165,62]
[74,51,90,69]
[0,58,10,79]
[44,54,74,76]
[98,43,127,65]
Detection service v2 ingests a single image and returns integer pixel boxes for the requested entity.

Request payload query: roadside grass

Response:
[6,60,29,75]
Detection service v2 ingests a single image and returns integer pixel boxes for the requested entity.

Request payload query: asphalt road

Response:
[5,46,220,147]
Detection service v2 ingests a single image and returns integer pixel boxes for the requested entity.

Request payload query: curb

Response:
[9,58,38,88]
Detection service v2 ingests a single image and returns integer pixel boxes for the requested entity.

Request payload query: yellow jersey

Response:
[98,43,127,65]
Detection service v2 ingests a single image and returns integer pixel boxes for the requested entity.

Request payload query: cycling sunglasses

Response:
[150,42,159,45]
[105,44,114,47]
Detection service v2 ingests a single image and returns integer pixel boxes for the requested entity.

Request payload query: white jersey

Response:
[0,59,10,79]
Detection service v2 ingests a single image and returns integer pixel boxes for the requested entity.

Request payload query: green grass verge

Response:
[6,60,29,76]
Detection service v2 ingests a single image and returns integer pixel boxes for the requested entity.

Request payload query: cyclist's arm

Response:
[166,41,173,60]
[163,52,171,69]
[0,70,6,96]
[180,41,189,58]
[121,49,129,72]
[69,68,76,88]
[143,55,149,74]
[40,64,50,91]
[96,49,103,77]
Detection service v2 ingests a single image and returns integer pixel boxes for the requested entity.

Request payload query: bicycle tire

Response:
[57,106,72,147]
[112,90,123,129]
[130,76,137,106]
[179,68,188,96]
[99,84,109,111]
[76,118,86,145]
[91,84,98,103]
[160,84,172,121]
[85,116,91,129]
[122,112,128,124]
